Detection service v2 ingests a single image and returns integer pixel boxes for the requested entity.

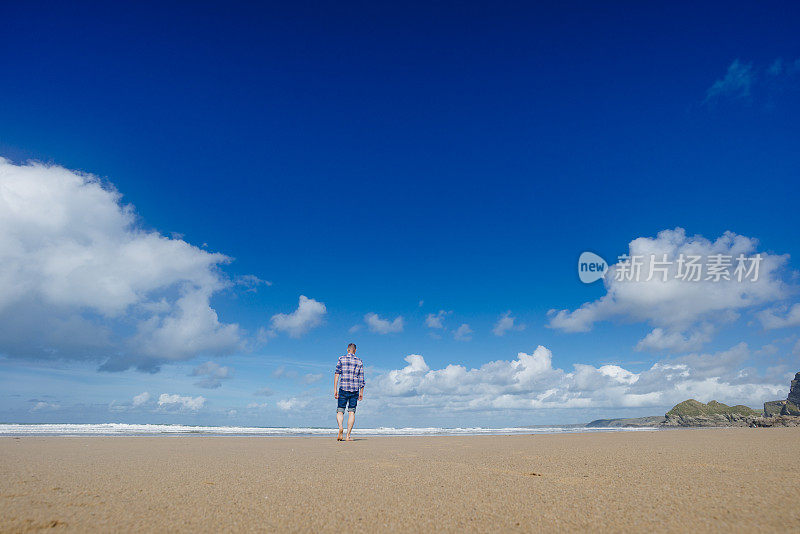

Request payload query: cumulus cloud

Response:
[425,310,450,329]
[705,59,755,102]
[0,158,243,371]
[269,295,326,338]
[158,393,205,410]
[757,303,800,330]
[492,311,524,337]
[370,345,787,413]
[365,313,404,334]
[132,391,151,407]
[277,397,310,411]
[117,288,241,371]
[191,361,233,389]
[548,228,789,352]
[453,323,473,341]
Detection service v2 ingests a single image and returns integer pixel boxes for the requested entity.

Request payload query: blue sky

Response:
[1,1,799,427]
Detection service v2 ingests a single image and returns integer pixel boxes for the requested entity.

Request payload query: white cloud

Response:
[453,323,473,341]
[247,402,270,409]
[766,58,800,77]
[548,228,789,352]
[269,295,326,338]
[492,311,524,336]
[757,303,800,330]
[132,391,151,407]
[277,397,310,411]
[705,57,800,105]
[369,344,787,414]
[158,393,205,410]
[191,361,233,389]
[705,59,755,102]
[234,274,270,292]
[380,354,430,398]
[30,401,60,412]
[0,158,243,371]
[301,373,323,384]
[365,312,404,334]
[271,367,324,385]
[272,366,298,379]
[124,288,241,369]
[254,387,273,396]
[634,324,715,353]
[425,310,450,329]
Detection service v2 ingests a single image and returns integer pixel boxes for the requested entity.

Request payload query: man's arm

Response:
[358,363,365,400]
[334,356,342,398]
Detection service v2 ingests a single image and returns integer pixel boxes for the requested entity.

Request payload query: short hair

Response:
[347,343,356,351]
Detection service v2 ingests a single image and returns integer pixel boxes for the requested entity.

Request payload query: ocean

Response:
[0,423,660,436]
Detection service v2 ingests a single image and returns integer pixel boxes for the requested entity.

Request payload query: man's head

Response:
[347,343,356,354]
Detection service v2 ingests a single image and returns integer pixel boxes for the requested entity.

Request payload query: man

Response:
[334,343,365,441]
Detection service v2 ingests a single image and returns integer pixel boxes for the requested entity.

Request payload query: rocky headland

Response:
[661,399,762,427]
[585,416,666,428]
[586,371,800,428]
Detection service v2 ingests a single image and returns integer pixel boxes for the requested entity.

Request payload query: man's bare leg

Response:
[346,410,356,440]
[336,411,344,440]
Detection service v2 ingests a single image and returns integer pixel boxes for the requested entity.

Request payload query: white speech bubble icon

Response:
[578,251,607,283]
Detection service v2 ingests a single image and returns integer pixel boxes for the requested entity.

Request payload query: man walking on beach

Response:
[334,343,365,441]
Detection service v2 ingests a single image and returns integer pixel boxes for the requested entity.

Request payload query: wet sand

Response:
[1,428,799,532]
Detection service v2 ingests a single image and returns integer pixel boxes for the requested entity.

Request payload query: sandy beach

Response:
[2,428,799,533]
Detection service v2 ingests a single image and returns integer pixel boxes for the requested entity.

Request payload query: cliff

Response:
[763,371,800,417]
[788,372,800,405]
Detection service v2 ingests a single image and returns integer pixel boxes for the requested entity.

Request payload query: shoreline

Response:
[3,428,799,532]
[0,424,663,438]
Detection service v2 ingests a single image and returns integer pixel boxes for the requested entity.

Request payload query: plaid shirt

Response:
[335,353,365,392]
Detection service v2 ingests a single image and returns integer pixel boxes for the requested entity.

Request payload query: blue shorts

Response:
[337,388,359,412]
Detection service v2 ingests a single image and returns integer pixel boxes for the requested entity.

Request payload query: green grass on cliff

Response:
[666,399,761,417]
